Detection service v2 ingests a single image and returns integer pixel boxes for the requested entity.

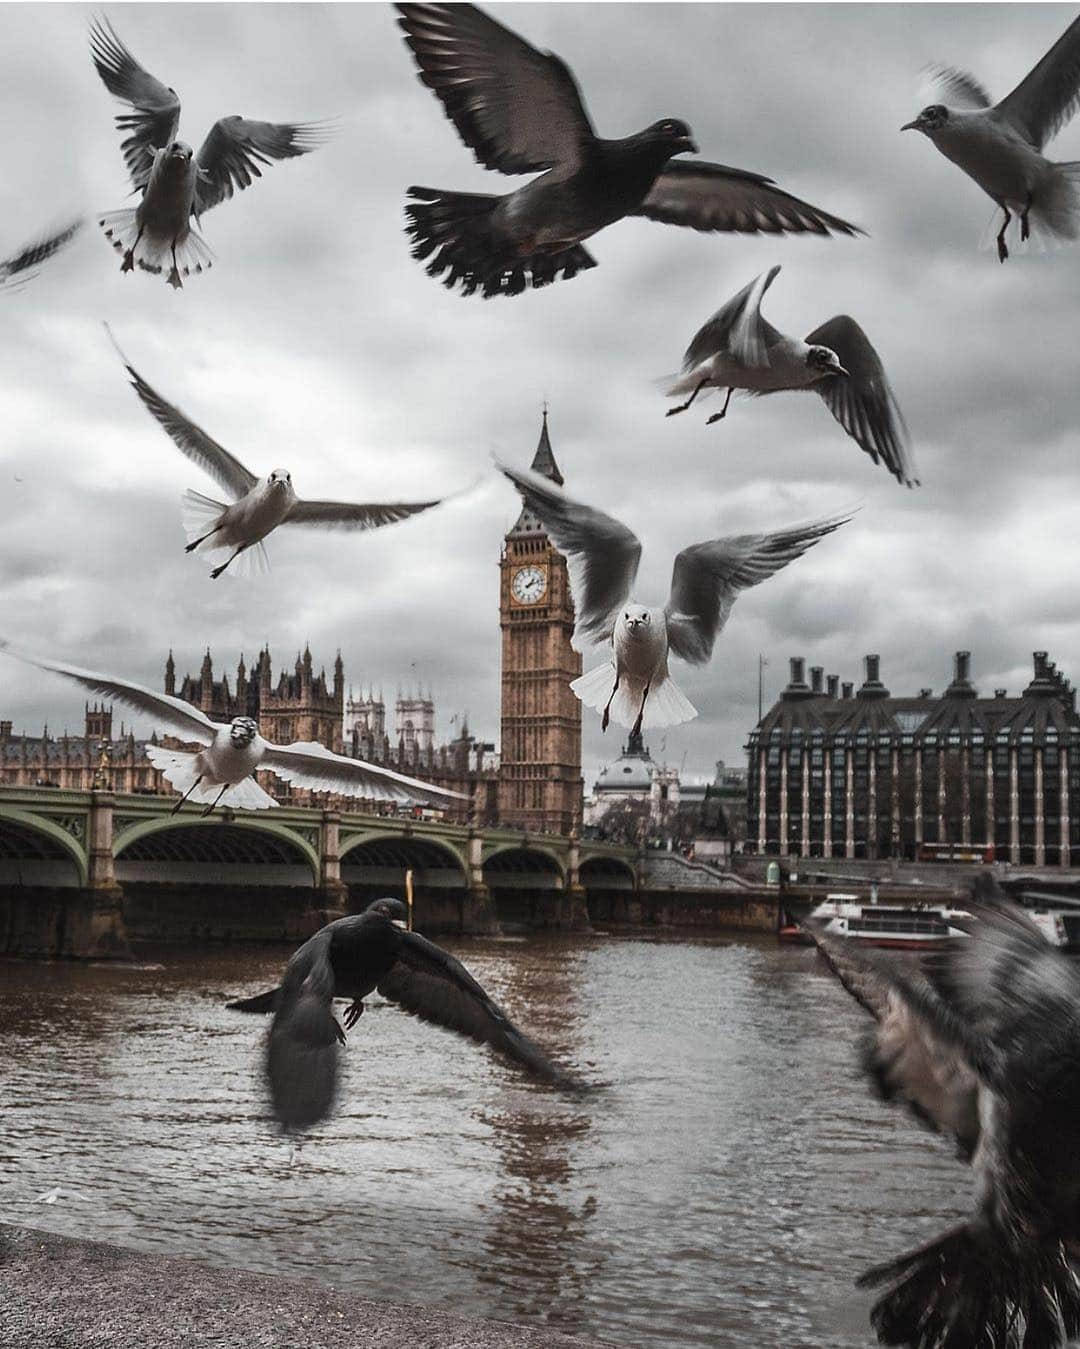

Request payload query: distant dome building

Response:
[585,732,679,829]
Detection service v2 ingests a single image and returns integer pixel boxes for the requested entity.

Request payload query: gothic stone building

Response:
[0,704,166,794]
[746,651,1080,866]
[497,410,584,834]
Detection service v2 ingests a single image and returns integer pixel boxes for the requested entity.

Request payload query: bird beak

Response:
[834,364,850,378]
[900,120,919,132]
[391,919,407,930]
[678,136,698,154]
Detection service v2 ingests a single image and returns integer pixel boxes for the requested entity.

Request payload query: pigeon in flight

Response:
[246,898,583,1132]
[903,13,1080,262]
[107,331,442,579]
[0,643,465,818]
[0,218,83,293]
[665,266,918,488]
[808,875,1080,1349]
[395,3,860,298]
[90,16,331,287]
[498,462,851,735]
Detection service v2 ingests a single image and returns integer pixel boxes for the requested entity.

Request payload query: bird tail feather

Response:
[98,209,213,286]
[143,745,278,811]
[860,1222,1080,1349]
[228,541,272,580]
[570,663,697,730]
[1031,160,1080,243]
[405,186,597,298]
[181,489,228,548]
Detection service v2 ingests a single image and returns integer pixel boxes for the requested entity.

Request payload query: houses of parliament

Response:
[0,416,585,836]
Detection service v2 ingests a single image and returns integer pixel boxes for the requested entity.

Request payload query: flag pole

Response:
[405,867,414,931]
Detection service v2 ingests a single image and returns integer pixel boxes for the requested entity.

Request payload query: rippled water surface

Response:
[0,933,970,1347]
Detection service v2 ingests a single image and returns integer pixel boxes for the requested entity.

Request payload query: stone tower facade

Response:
[497,411,583,834]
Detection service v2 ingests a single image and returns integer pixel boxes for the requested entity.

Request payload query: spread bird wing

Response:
[284,497,441,531]
[378,929,584,1088]
[193,117,331,217]
[682,265,783,371]
[996,12,1080,150]
[665,514,851,665]
[261,741,467,806]
[496,460,642,646]
[105,330,258,500]
[804,315,918,488]
[395,3,595,175]
[632,160,862,237]
[89,17,181,191]
[0,641,217,744]
[0,219,83,292]
[806,922,985,1159]
[920,64,993,110]
[266,928,340,1132]
[928,874,1080,1041]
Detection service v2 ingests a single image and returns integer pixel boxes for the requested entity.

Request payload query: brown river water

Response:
[0,932,970,1347]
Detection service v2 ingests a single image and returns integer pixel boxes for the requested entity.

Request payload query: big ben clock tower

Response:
[498,410,583,834]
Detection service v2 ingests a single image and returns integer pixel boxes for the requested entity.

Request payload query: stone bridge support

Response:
[465,828,498,933]
[317,811,348,926]
[69,792,131,959]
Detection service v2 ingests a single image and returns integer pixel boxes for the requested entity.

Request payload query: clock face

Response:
[512,565,547,605]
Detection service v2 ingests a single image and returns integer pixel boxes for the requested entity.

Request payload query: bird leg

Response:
[631,682,651,738]
[170,774,204,814]
[996,203,1012,263]
[185,527,220,553]
[121,226,143,274]
[210,545,247,579]
[1020,193,1033,242]
[706,388,735,425]
[343,999,364,1030]
[167,240,183,291]
[199,783,231,817]
[601,672,621,732]
[666,379,708,417]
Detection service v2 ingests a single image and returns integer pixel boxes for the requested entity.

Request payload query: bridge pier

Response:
[37,793,130,960]
[462,828,498,934]
[563,834,590,931]
[314,810,349,929]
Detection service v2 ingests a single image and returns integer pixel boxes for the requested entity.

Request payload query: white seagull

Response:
[664,266,917,488]
[91,16,331,287]
[0,218,83,293]
[107,331,442,579]
[498,462,851,735]
[0,643,466,817]
[903,12,1080,261]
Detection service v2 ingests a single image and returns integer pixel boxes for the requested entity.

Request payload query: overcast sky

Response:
[1,3,1079,789]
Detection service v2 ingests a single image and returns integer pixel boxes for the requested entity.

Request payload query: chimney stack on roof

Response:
[858,653,889,699]
[789,657,806,688]
[995,688,1007,699]
[810,666,823,694]
[919,688,933,698]
[826,675,839,699]
[842,681,854,700]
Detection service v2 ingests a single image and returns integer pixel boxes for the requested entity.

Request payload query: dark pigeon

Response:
[395,3,861,298]
[808,874,1080,1349]
[231,898,584,1132]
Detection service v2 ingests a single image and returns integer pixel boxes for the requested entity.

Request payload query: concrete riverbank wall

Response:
[0,1223,614,1348]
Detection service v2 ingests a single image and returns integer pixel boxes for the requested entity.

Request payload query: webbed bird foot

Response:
[343,999,364,1029]
[210,562,227,579]
[601,707,610,732]
[167,266,183,290]
[1020,212,1030,242]
[334,1019,347,1045]
[120,250,135,274]
[665,404,687,418]
[997,234,1009,263]
[706,410,727,425]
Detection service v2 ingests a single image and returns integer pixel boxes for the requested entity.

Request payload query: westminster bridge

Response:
[0,785,657,957]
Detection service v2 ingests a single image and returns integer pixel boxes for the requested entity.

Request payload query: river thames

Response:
[0,933,970,1348]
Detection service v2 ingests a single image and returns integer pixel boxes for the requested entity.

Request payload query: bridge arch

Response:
[482,845,566,929]
[482,843,566,882]
[341,834,468,926]
[0,807,87,887]
[579,855,637,890]
[114,817,319,884]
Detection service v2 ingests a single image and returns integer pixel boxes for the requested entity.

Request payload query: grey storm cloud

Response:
[1,3,1080,791]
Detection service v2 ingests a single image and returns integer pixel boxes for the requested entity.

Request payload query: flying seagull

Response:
[498,462,851,735]
[903,13,1080,262]
[90,16,331,287]
[808,875,1080,1349]
[106,330,442,579]
[395,2,860,298]
[248,898,583,1132]
[0,218,83,293]
[0,643,466,817]
[665,266,918,488]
